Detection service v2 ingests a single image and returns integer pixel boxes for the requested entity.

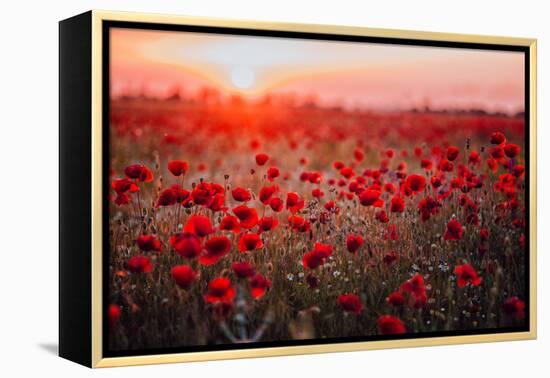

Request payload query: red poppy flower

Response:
[480,156,496,172]
[340,166,355,179]
[208,193,226,212]
[237,233,263,252]
[167,160,189,176]
[354,148,364,162]
[325,200,340,214]
[418,196,441,221]
[171,265,197,289]
[490,131,506,145]
[502,296,525,320]
[124,164,153,183]
[438,159,454,172]
[219,215,241,233]
[302,243,333,269]
[513,164,525,177]
[359,189,384,207]
[454,263,482,288]
[302,251,324,269]
[232,187,251,202]
[300,172,311,182]
[114,192,131,206]
[269,197,284,212]
[346,234,364,254]
[420,159,432,170]
[447,146,460,161]
[170,232,202,259]
[126,255,153,273]
[108,304,121,328]
[387,291,405,307]
[480,227,489,241]
[384,224,399,241]
[233,205,259,229]
[286,192,305,213]
[338,293,363,315]
[249,273,271,299]
[267,167,280,181]
[444,219,463,241]
[258,217,278,233]
[333,161,345,170]
[232,261,255,278]
[171,185,191,205]
[259,185,278,204]
[405,174,426,194]
[400,273,427,308]
[157,188,178,207]
[382,183,396,195]
[430,175,442,189]
[390,196,405,213]
[183,215,214,237]
[378,315,406,335]
[200,236,232,265]
[312,188,324,198]
[504,143,521,158]
[376,210,390,223]
[469,151,481,165]
[191,182,223,206]
[204,277,235,304]
[308,171,322,184]
[136,235,161,252]
[288,215,310,232]
[491,146,505,159]
[112,177,138,194]
[255,153,269,166]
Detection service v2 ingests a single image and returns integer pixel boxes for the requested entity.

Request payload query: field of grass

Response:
[107,97,527,351]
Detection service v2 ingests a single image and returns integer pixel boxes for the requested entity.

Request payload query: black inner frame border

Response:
[101,20,531,359]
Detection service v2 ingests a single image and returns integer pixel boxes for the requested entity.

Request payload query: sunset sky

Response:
[110,28,525,113]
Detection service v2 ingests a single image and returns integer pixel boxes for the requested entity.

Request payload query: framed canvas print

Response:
[59,10,537,368]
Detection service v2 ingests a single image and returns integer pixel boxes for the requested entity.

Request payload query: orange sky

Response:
[110,28,525,113]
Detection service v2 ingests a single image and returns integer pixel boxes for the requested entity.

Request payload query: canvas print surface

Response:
[106,27,528,354]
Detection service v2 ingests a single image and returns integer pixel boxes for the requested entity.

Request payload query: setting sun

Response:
[230,66,255,90]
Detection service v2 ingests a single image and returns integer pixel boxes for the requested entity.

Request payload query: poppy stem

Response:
[136,188,143,220]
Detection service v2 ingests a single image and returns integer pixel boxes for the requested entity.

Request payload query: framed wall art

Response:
[59,10,537,368]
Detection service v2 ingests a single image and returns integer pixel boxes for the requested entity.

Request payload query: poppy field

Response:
[106,95,528,352]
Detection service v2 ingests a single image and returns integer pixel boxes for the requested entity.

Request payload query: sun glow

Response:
[230,66,255,90]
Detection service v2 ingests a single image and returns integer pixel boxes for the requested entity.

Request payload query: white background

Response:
[0,0,547,376]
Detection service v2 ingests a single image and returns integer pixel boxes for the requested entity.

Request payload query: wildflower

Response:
[444,219,463,241]
[378,315,406,335]
[255,153,269,166]
[237,233,263,252]
[454,263,482,288]
[167,160,189,176]
[126,255,152,273]
[250,274,271,299]
[338,294,363,315]
[200,236,232,265]
[346,234,364,254]
[204,278,235,304]
[171,265,197,289]
[170,232,202,259]
[136,235,161,252]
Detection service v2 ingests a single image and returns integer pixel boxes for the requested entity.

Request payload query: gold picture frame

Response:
[59,10,537,368]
